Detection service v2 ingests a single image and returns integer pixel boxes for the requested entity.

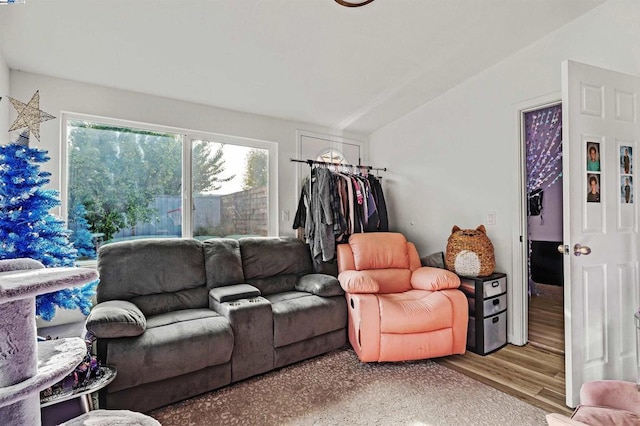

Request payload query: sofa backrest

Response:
[239,237,313,295]
[97,238,207,316]
[203,238,245,288]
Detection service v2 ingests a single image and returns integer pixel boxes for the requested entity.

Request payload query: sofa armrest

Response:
[545,413,587,426]
[209,284,261,303]
[296,274,344,297]
[411,267,460,291]
[86,300,146,338]
[338,270,379,293]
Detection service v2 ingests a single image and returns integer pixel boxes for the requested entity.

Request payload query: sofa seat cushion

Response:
[265,291,347,348]
[106,309,233,393]
[378,290,453,334]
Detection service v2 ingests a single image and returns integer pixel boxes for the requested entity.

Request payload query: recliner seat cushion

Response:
[265,291,347,348]
[378,290,453,334]
[105,309,233,393]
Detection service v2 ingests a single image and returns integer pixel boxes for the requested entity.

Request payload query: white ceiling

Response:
[0,0,605,135]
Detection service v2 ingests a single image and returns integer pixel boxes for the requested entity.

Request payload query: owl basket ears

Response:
[445,225,495,277]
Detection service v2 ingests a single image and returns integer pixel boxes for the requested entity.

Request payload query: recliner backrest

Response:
[341,233,421,293]
[97,238,208,316]
[203,238,245,288]
[239,237,313,295]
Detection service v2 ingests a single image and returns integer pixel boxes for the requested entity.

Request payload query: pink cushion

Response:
[378,290,452,333]
[349,233,409,270]
[572,405,640,426]
[411,267,460,291]
[360,268,412,293]
[338,270,379,293]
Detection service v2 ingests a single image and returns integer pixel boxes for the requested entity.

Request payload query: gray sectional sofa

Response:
[85,237,347,412]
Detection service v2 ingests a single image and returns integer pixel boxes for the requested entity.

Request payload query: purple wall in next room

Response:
[528,177,563,242]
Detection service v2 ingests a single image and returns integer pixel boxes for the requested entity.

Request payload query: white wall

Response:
[369,1,640,338]
[0,51,9,136]
[9,71,365,236]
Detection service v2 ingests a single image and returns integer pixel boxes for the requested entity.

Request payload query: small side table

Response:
[40,365,117,426]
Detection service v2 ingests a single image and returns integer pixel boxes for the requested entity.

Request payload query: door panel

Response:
[562,60,640,406]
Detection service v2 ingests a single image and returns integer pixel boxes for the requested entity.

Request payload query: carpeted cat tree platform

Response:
[0,259,160,426]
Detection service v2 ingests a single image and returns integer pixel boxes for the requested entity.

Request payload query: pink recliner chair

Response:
[337,232,468,362]
[546,380,640,425]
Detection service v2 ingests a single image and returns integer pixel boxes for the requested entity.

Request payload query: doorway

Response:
[522,102,565,355]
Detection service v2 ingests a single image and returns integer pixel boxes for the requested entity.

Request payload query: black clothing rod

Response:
[289,157,387,172]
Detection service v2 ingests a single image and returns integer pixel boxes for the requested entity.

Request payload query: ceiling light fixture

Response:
[335,0,375,7]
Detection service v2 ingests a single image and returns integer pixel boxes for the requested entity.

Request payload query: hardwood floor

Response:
[435,284,571,416]
[528,284,564,355]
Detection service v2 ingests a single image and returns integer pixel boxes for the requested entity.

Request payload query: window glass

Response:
[192,140,269,239]
[67,120,183,256]
[65,117,275,259]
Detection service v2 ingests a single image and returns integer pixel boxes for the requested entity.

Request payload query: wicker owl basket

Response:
[445,225,495,277]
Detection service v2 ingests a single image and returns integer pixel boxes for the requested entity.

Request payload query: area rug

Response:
[149,348,548,425]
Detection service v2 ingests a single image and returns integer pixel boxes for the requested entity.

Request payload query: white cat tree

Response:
[0,260,96,425]
[0,259,160,425]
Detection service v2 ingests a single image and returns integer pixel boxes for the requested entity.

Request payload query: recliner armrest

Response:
[86,300,147,338]
[411,267,460,291]
[209,284,261,303]
[296,274,344,297]
[338,270,380,293]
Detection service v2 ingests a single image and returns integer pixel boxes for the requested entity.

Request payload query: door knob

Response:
[557,244,569,255]
[573,243,591,256]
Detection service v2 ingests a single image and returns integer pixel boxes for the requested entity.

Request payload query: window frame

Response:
[60,112,278,240]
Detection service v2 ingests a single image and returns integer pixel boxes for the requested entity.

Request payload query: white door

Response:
[562,60,640,407]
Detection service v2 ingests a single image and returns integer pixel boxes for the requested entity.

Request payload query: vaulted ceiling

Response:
[0,0,605,134]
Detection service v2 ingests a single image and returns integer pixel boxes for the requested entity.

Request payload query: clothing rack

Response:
[289,157,387,172]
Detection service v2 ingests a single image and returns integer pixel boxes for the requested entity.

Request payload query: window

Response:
[63,115,276,259]
[191,139,270,239]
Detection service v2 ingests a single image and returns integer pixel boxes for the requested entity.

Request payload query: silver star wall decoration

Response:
[8,90,56,142]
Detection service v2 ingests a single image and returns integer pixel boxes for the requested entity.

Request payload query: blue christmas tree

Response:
[70,203,97,259]
[0,131,97,321]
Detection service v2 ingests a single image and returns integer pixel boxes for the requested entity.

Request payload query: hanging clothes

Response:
[293,165,388,263]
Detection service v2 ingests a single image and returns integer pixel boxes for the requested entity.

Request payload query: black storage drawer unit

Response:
[459,272,507,355]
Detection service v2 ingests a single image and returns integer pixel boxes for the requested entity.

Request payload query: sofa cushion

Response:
[247,274,299,296]
[97,238,206,303]
[105,309,233,393]
[265,291,347,348]
[86,300,146,338]
[130,286,209,317]
[203,238,245,288]
[240,237,313,280]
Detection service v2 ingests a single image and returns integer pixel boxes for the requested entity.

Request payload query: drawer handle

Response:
[491,281,499,287]
[492,299,500,305]
[492,316,499,323]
